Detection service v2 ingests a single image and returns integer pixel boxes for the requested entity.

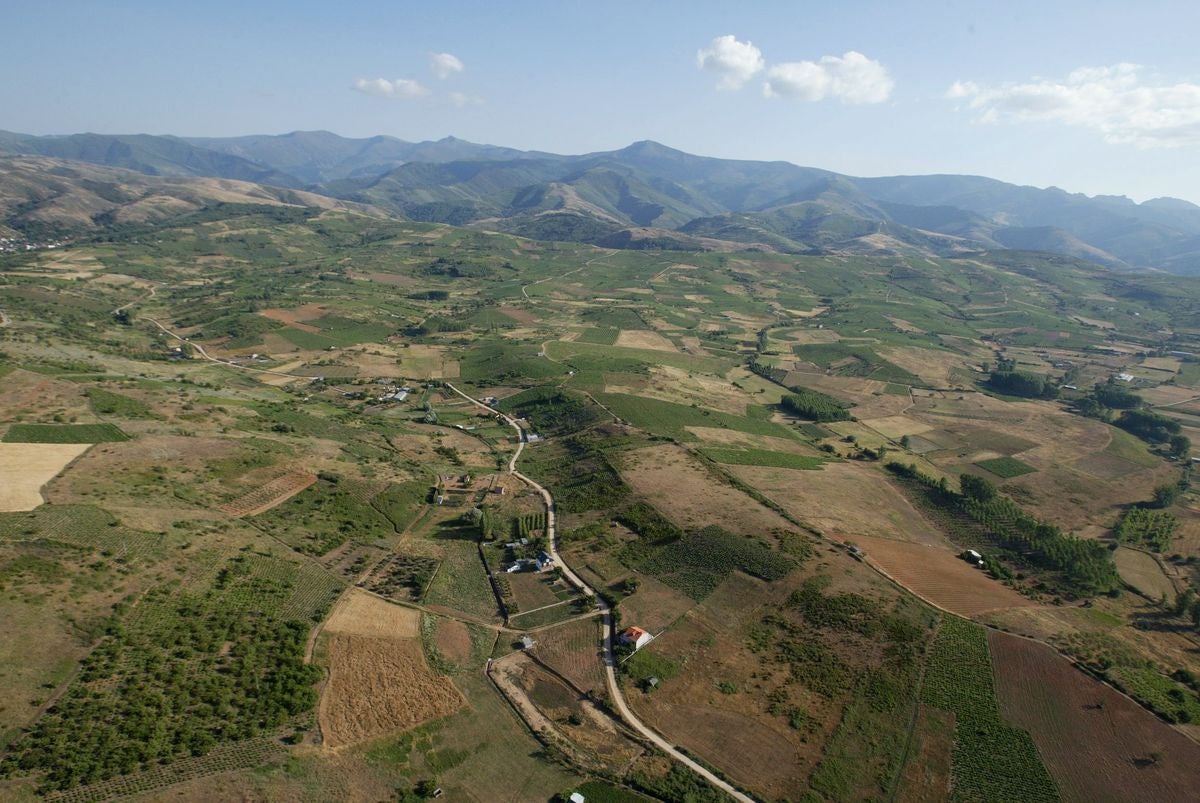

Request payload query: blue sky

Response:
[4,1,1199,201]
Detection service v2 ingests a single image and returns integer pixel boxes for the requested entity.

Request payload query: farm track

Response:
[445,381,756,803]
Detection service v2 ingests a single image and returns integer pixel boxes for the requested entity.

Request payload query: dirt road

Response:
[444,381,754,803]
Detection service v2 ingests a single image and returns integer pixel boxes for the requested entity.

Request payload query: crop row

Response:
[921,617,1059,802]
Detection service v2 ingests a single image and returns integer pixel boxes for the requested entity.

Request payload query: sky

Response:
[3,0,1200,202]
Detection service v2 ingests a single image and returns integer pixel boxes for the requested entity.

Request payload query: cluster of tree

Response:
[888,464,1120,596]
[1115,408,1184,446]
[780,388,852,423]
[985,370,1059,399]
[1173,589,1200,632]
[1114,506,1178,552]
[3,581,323,792]
[497,388,603,435]
[408,289,449,301]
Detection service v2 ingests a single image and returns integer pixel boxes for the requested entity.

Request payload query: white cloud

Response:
[697,35,764,90]
[352,77,429,99]
[449,91,483,107]
[945,64,1200,148]
[763,51,893,104]
[430,52,465,80]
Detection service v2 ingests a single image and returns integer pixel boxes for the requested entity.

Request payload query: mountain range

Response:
[2,129,1199,274]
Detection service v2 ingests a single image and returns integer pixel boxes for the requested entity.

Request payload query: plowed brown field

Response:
[854,534,1038,617]
[989,630,1200,803]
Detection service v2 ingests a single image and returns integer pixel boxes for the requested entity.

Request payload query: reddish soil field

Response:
[989,630,1200,803]
[854,534,1038,617]
[257,303,327,332]
[434,617,473,664]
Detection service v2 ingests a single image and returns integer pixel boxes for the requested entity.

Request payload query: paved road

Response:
[444,381,753,803]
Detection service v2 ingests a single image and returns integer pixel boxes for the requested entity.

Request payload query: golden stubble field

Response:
[0,442,91,511]
[318,590,462,749]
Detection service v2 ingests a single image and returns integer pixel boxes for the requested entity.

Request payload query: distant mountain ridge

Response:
[2,130,1199,273]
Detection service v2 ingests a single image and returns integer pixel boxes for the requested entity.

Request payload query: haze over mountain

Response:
[3,130,1200,274]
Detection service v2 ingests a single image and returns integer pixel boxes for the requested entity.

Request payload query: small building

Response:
[620,626,653,650]
[1116,372,1134,382]
[569,793,586,803]
[521,636,536,650]
[535,551,554,572]
[962,549,984,567]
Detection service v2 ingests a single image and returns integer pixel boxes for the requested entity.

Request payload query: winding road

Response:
[444,381,754,803]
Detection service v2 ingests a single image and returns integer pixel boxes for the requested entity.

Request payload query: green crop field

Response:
[920,617,1058,802]
[3,423,129,443]
[596,392,791,441]
[974,456,1037,478]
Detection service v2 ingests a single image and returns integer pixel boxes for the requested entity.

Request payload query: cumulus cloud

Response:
[945,64,1200,148]
[697,35,764,90]
[763,51,894,104]
[430,52,465,80]
[352,77,429,99]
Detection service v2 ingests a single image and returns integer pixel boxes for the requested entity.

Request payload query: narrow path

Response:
[444,381,754,803]
[519,251,615,300]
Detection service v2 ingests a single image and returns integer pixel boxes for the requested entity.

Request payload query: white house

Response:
[620,626,653,650]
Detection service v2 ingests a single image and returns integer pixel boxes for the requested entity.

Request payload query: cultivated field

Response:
[319,591,461,748]
[218,469,316,517]
[990,630,1200,802]
[854,534,1040,617]
[0,442,90,511]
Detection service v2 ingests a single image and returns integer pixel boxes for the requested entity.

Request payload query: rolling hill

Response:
[4,130,1200,272]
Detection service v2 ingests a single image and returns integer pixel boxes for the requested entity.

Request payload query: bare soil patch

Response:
[0,442,90,511]
[990,630,1200,803]
[219,469,316,517]
[615,329,679,352]
[619,444,793,537]
[434,617,473,665]
[854,534,1039,617]
[258,304,327,332]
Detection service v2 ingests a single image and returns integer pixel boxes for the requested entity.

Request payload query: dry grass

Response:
[618,444,793,537]
[1113,547,1177,602]
[323,589,419,639]
[218,469,316,517]
[318,590,459,748]
[319,633,463,749]
[615,329,679,352]
[732,462,944,545]
[0,442,90,511]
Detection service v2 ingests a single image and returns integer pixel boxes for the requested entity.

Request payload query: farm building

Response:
[620,626,653,650]
[962,549,985,567]
[535,551,554,572]
[569,793,586,803]
[521,636,536,650]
